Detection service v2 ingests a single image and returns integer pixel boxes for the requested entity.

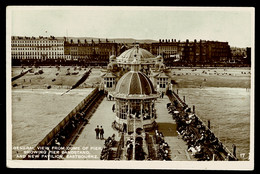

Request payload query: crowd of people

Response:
[100,134,116,160]
[154,130,171,161]
[167,98,236,161]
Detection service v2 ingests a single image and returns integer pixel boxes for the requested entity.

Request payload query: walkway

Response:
[64,98,119,160]
[64,96,196,161]
[155,97,196,161]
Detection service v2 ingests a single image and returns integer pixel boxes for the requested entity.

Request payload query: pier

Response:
[24,87,237,161]
[166,89,238,161]
[64,94,196,161]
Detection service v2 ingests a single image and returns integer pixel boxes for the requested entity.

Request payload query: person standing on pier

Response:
[112,104,115,112]
[100,126,104,140]
[95,125,100,139]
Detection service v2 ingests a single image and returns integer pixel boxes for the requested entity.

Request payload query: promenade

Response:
[64,96,195,161]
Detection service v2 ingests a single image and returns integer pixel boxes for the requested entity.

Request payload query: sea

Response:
[176,87,251,160]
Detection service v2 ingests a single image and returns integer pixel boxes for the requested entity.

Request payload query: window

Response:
[117,99,128,119]
[105,77,115,88]
[158,77,167,88]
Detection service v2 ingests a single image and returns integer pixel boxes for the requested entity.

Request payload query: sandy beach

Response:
[11,66,103,90]
[11,66,251,90]
[170,67,251,89]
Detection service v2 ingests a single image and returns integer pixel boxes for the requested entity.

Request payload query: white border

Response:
[6,6,255,170]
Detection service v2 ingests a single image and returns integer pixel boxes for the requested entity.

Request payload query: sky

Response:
[7,6,254,47]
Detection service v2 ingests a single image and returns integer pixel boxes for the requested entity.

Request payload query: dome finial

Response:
[131,55,140,71]
[133,41,139,53]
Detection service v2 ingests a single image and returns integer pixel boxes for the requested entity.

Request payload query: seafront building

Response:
[11,36,64,61]
[11,36,250,66]
[151,39,232,66]
[64,38,118,65]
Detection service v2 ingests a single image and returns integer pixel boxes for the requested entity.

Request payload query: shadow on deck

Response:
[155,123,178,137]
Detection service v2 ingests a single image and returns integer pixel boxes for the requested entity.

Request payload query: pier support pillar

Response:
[183,96,185,102]
[193,105,195,114]
[208,120,211,129]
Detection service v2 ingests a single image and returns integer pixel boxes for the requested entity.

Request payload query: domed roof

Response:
[114,70,157,98]
[116,47,156,64]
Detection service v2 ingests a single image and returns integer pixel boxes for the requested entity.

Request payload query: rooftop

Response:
[114,70,157,99]
[116,46,156,64]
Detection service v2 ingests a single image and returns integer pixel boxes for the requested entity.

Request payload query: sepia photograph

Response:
[6,6,254,169]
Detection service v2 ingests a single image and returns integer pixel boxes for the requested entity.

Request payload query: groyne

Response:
[12,68,32,82]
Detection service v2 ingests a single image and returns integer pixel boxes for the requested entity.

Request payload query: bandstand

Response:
[99,45,175,160]
[112,63,159,133]
[112,60,159,160]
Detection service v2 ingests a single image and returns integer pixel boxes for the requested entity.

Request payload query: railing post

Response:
[232,144,236,158]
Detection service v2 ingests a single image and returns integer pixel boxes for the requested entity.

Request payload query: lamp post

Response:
[133,112,136,160]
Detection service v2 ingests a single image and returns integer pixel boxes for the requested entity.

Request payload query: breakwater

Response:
[12,68,32,82]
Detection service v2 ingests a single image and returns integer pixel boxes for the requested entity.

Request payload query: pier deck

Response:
[64,96,195,161]
[64,98,119,160]
[155,97,196,161]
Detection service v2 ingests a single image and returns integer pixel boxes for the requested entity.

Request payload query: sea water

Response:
[176,87,251,160]
[11,88,94,159]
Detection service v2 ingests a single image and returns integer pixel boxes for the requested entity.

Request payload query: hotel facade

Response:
[11,36,249,66]
[151,39,232,66]
[11,36,64,61]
